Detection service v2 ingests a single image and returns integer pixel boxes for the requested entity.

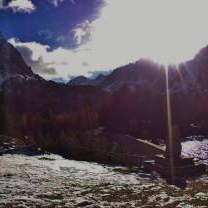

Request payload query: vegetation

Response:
[1,76,208,158]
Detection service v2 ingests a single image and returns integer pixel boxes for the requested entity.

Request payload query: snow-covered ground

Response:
[0,139,207,208]
[182,138,208,165]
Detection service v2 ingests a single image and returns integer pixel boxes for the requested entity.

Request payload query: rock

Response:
[75,198,92,207]
[0,35,33,77]
[194,192,207,199]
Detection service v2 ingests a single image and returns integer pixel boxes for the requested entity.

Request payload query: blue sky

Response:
[1,0,208,81]
[0,0,106,81]
[0,0,103,48]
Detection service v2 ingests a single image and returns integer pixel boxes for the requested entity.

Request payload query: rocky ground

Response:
[0,135,37,156]
[0,156,207,207]
[0,138,207,208]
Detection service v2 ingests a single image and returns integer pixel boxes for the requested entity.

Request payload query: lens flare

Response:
[165,68,174,182]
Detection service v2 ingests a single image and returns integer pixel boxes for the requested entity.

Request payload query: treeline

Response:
[1,78,208,151]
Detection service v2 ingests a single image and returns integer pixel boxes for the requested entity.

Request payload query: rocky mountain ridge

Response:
[0,34,38,85]
[68,47,208,95]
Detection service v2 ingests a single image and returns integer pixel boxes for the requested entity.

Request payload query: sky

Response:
[1,0,208,81]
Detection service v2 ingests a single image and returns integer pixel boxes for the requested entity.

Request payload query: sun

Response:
[84,0,208,68]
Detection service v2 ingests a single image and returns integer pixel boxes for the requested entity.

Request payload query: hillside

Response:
[0,36,208,143]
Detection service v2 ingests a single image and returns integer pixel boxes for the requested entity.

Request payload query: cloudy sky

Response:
[1,0,208,81]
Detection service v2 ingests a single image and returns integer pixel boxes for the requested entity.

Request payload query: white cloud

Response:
[0,0,36,13]
[8,0,35,12]
[8,0,208,81]
[49,0,75,7]
[49,0,64,7]
[8,38,91,80]
[73,20,92,45]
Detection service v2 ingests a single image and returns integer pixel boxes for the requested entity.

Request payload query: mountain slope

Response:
[0,35,108,137]
[68,48,208,94]
[0,35,35,85]
[1,35,208,140]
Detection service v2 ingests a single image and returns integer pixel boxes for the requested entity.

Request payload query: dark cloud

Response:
[15,45,57,75]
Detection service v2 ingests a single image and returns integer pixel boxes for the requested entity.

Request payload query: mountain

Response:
[68,49,208,95]
[67,60,163,92]
[66,48,208,138]
[93,59,165,92]
[0,34,105,107]
[0,36,109,138]
[68,76,95,86]
[68,74,106,87]
[0,34,39,85]
[1,35,208,141]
